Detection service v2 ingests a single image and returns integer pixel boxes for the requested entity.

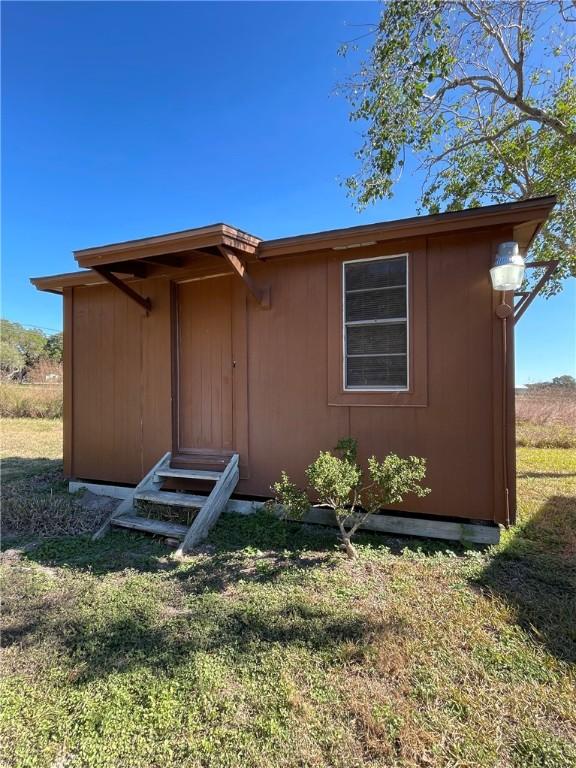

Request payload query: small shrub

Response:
[0,383,63,419]
[273,438,430,559]
[272,471,310,521]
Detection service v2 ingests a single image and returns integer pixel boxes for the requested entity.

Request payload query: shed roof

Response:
[31,195,556,293]
[74,223,261,268]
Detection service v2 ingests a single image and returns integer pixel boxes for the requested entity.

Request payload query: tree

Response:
[552,375,576,388]
[0,340,25,380]
[0,320,47,379]
[526,374,576,389]
[341,0,576,293]
[273,438,430,559]
[44,332,63,363]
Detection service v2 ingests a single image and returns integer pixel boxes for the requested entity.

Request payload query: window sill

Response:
[328,390,428,408]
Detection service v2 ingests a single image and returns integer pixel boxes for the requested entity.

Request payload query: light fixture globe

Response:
[490,241,525,291]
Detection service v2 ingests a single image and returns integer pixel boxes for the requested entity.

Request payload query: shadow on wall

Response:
[474,493,576,664]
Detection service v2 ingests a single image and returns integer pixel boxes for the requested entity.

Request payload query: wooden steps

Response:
[93,451,239,554]
[135,489,207,508]
[175,453,239,558]
[170,451,234,472]
[154,467,221,482]
[111,515,189,540]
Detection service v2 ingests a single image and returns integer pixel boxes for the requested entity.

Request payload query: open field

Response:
[1,418,575,768]
[1,418,64,482]
[516,389,576,448]
[0,384,63,419]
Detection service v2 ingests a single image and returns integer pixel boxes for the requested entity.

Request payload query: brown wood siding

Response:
[242,254,349,496]
[70,279,171,484]
[63,288,73,476]
[348,230,498,522]
[234,230,512,524]
[176,277,234,453]
[68,227,514,524]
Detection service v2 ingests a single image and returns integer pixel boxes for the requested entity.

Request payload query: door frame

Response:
[170,275,250,477]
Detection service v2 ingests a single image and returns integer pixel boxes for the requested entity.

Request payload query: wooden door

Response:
[175,276,234,457]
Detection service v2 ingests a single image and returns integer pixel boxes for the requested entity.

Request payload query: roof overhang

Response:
[31,269,108,294]
[31,196,556,295]
[257,196,556,259]
[74,223,261,268]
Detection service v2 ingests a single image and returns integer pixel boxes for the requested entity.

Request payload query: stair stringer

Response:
[92,451,171,540]
[176,453,239,557]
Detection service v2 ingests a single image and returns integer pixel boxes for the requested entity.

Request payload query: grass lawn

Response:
[1,418,64,482]
[1,419,575,767]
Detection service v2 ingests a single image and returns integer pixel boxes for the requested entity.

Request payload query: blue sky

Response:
[2,1,574,385]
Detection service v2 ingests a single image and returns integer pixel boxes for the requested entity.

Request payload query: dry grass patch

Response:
[1,417,63,481]
[0,383,63,419]
[1,419,113,538]
[517,421,576,449]
[516,389,576,425]
[1,471,113,539]
[516,389,576,448]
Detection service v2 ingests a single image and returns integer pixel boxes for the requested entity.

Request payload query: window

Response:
[343,255,408,390]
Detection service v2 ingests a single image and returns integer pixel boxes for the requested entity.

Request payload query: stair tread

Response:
[171,452,234,471]
[155,468,221,481]
[135,489,207,508]
[111,514,189,539]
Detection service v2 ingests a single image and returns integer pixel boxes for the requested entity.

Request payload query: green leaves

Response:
[0,319,63,379]
[341,0,576,292]
[344,0,452,202]
[306,451,362,512]
[272,438,430,552]
[334,437,358,465]
[366,454,430,510]
[271,472,310,521]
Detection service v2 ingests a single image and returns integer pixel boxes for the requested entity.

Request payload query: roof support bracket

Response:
[92,266,152,314]
[217,246,270,309]
[513,260,560,324]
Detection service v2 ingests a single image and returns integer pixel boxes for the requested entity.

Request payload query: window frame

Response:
[342,253,410,393]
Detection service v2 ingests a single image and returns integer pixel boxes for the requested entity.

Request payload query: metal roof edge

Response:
[257,196,557,258]
[74,223,261,261]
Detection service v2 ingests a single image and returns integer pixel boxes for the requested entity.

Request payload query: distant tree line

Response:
[0,319,63,382]
[524,375,576,391]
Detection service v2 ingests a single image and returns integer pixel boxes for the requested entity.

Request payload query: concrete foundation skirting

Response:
[69,481,500,545]
[69,481,133,499]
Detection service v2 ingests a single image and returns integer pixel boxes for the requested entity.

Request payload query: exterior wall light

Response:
[490,242,560,324]
[490,241,525,292]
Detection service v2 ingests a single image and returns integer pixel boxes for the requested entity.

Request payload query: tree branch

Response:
[434,74,576,143]
[427,117,531,165]
[462,0,518,72]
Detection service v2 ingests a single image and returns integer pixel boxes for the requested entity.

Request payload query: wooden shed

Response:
[32,196,555,549]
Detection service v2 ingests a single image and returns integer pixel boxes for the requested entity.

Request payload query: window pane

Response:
[345,286,406,322]
[346,355,408,388]
[343,256,409,389]
[347,322,407,355]
[345,256,406,291]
